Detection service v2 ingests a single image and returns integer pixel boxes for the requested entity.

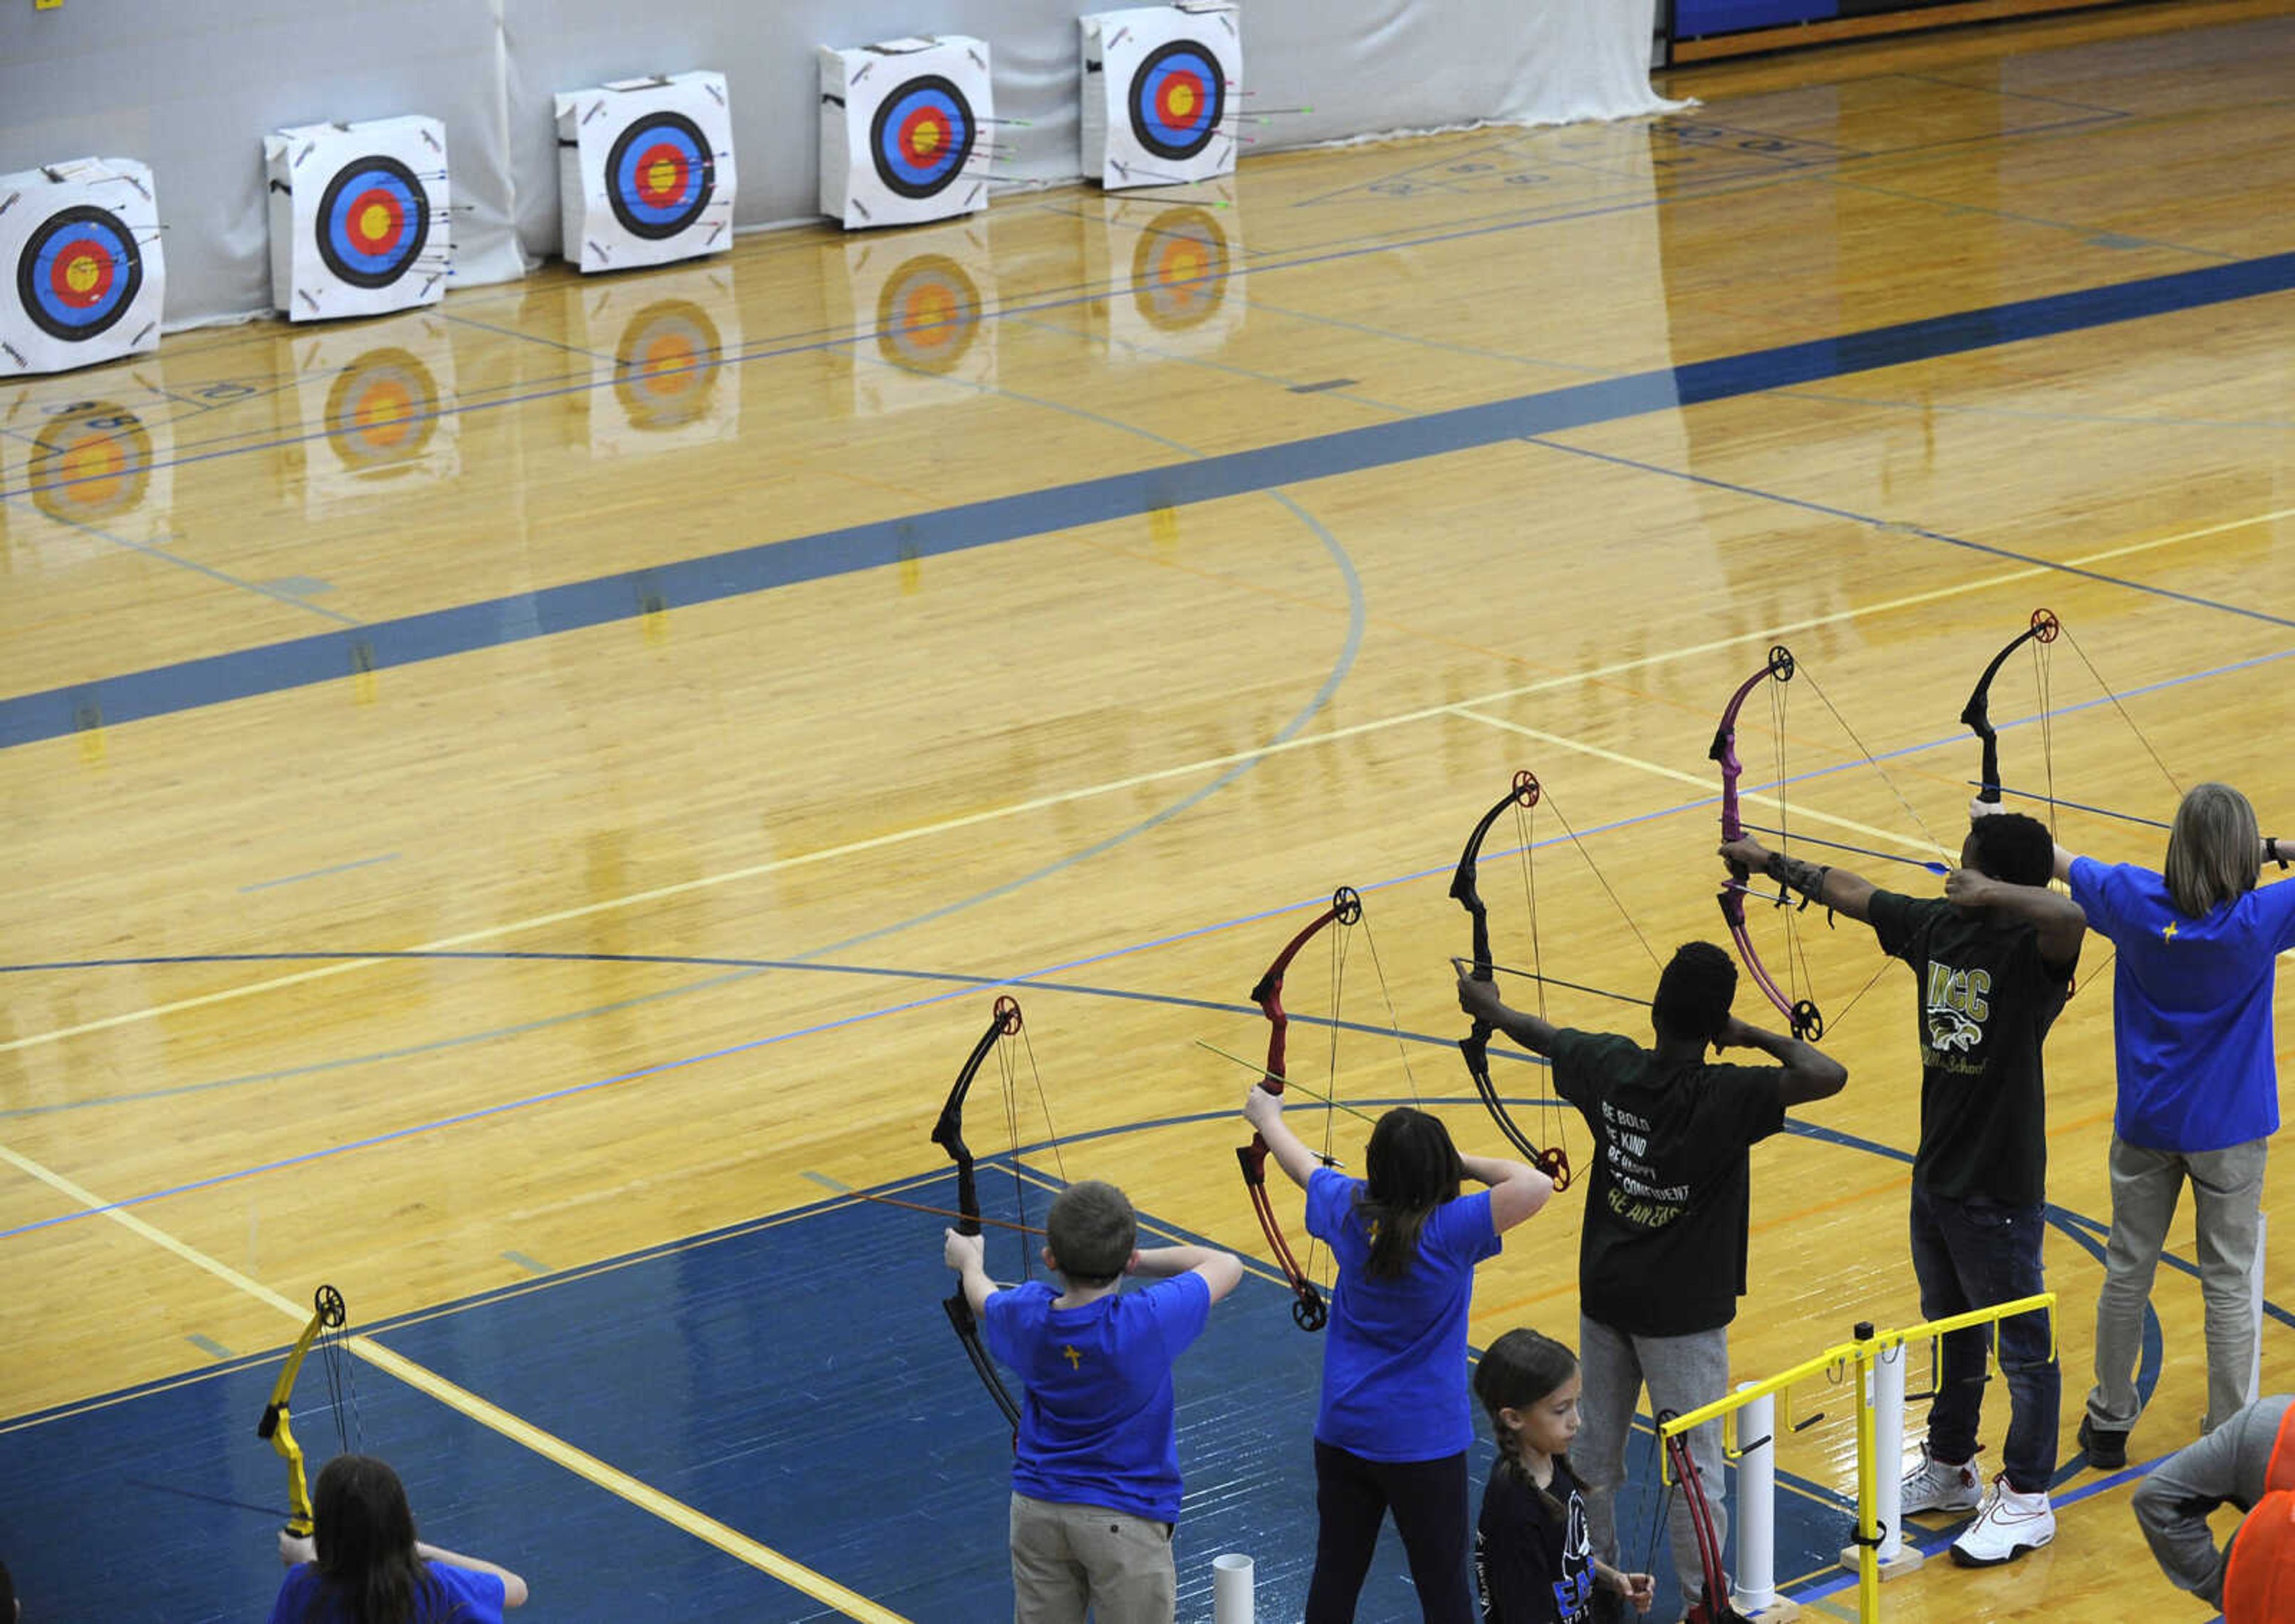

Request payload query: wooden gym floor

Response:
[4,0,2294,1616]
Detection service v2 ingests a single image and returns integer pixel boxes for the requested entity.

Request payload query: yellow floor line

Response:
[0,502,2266,1059]
[0,1140,910,1623]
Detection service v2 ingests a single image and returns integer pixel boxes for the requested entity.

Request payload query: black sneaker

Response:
[2078,1415,2129,1470]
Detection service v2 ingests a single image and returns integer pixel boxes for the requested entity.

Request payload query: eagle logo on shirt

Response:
[1923,962,1991,1055]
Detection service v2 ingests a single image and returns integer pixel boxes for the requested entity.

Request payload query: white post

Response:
[1731,1387,1778,1617]
[1874,1340,1907,1565]
[1212,1552,1254,1624]
[2250,1212,2269,1406]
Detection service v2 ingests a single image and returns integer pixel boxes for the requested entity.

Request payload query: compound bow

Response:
[1712,645,1824,1040]
[256,1283,347,1539]
[931,994,1027,1432]
[1448,769,1572,1190]
[1961,608,2060,807]
[1236,888,1360,1331]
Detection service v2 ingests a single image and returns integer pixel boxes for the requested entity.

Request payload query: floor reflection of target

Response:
[18,207,145,342]
[874,255,980,376]
[322,347,439,475]
[871,77,976,200]
[29,402,152,524]
[316,157,432,290]
[607,112,714,240]
[611,300,723,432]
[1131,207,1228,332]
[1129,41,1226,162]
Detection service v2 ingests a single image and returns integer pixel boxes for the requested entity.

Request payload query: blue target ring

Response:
[607,112,714,240]
[16,206,143,342]
[316,155,431,290]
[869,75,976,200]
[1130,41,1226,163]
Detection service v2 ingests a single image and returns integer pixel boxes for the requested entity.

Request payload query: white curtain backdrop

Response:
[0,0,1678,330]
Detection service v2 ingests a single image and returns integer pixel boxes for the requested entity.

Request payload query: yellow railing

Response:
[1655,1293,2055,1624]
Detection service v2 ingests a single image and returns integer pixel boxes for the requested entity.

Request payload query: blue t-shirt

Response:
[269,1559,506,1623]
[1305,1165,1500,1461]
[983,1273,1211,1523]
[2069,857,2295,1152]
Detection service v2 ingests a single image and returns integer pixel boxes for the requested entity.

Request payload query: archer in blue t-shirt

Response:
[1243,1082,1553,1624]
[2015,784,2295,1451]
[948,1178,1241,1624]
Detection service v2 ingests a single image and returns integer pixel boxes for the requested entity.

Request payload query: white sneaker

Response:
[1949,1477,2055,1567]
[1900,1448,1984,1514]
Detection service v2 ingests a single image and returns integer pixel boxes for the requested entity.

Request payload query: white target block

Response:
[555,72,736,275]
[265,116,451,323]
[1081,3,1241,191]
[0,158,164,378]
[819,36,994,231]
[288,313,461,517]
[567,262,743,457]
[825,217,997,417]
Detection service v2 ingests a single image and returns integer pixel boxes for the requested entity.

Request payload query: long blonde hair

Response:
[2164,782,2260,919]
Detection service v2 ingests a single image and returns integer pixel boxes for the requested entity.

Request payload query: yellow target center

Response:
[358,203,394,243]
[1168,84,1197,118]
[912,119,944,158]
[65,257,101,296]
[645,158,679,194]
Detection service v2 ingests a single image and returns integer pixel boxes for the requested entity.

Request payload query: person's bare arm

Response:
[1458,1151,1552,1233]
[1455,966,1560,1055]
[944,1228,1001,1319]
[1944,868,2088,968]
[1720,837,1878,923]
[1243,1084,1327,1189]
[1713,1014,1847,1106]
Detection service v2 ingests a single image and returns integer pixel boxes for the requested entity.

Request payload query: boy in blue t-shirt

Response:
[945,1180,1242,1624]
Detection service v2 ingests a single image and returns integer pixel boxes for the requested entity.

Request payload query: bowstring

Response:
[2058,624,2183,802]
[1306,915,1358,1295]
[320,1305,359,1461]
[1507,790,1559,1166]
[999,1021,1064,1287]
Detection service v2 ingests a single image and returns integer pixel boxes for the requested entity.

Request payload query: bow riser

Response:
[256,1284,345,1539]
[1959,609,2059,805]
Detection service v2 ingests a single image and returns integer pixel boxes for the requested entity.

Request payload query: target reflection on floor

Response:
[1,157,165,378]
[571,264,742,456]
[1085,190,1246,362]
[289,313,460,514]
[819,35,994,230]
[828,218,996,417]
[1080,3,1241,191]
[265,116,451,322]
[556,71,737,275]
[0,378,175,567]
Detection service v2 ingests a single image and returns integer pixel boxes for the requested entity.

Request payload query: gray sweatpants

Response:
[2088,1133,2269,1438]
[1577,1312,1731,1618]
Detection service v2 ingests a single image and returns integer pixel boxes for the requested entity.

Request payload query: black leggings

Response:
[1303,1439,1473,1623]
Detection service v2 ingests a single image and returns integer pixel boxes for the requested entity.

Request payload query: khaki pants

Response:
[1010,1492,1175,1624]
[2088,1133,2269,1437]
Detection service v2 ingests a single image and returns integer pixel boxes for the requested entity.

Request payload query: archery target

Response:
[567,263,742,457]
[0,158,164,377]
[1081,5,1240,190]
[555,72,736,274]
[827,219,996,417]
[819,37,994,230]
[266,117,450,322]
[289,313,460,515]
[1,383,175,568]
[1087,192,1247,361]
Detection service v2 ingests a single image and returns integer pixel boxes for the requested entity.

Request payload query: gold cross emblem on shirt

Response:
[1062,1344,1082,1370]
[2162,921,2178,942]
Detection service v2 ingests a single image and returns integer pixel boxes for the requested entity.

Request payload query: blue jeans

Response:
[1908,1183,2060,1493]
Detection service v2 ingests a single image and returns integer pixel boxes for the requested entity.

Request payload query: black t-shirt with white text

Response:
[1477,1452,1595,1624]
[1548,1030,1787,1338]
[1866,890,2072,1206]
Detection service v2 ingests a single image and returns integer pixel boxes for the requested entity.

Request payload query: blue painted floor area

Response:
[0,1166,1857,1620]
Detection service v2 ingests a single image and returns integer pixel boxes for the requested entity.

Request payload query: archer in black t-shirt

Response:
[1724,809,2083,1573]
[1458,943,1846,1614]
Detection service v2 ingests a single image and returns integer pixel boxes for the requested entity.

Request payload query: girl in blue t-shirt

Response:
[270,1454,528,1624]
[1473,1329,1654,1624]
[2000,784,2295,1453]
[1244,1086,1553,1623]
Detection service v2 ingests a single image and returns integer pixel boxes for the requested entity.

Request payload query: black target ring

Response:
[17,205,144,343]
[1128,39,1226,163]
[869,75,977,201]
[316,155,432,291]
[605,112,715,240]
